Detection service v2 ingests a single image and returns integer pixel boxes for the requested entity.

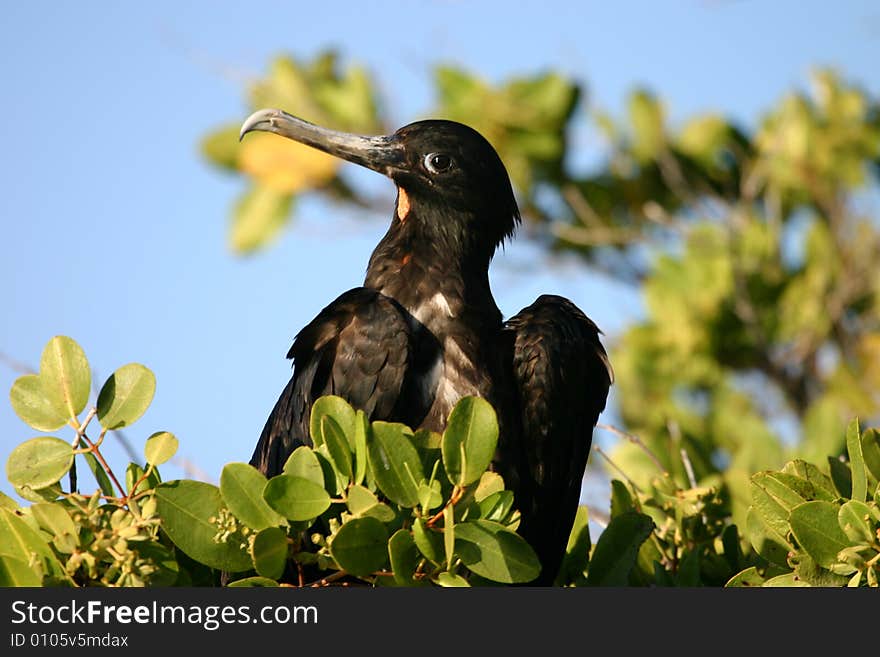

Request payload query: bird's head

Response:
[240,109,521,258]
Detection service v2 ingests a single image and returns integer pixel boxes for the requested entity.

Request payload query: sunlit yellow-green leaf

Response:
[39,336,90,420]
[97,363,155,430]
[144,431,178,466]
[6,437,73,489]
[229,185,294,255]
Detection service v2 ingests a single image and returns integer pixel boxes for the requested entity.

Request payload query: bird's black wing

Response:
[250,287,417,477]
[502,294,613,584]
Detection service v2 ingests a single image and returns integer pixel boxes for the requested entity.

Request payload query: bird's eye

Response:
[424,152,453,174]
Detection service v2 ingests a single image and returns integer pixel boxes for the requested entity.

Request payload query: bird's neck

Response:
[363,206,501,333]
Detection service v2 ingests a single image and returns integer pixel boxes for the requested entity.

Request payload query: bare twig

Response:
[596,423,666,473]
[562,183,604,228]
[679,448,698,489]
[587,506,610,529]
[173,457,216,484]
[306,570,349,587]
[552,223,643,247]
[0,351,34,375]
[665,418,697,487]
[79,431,126,500]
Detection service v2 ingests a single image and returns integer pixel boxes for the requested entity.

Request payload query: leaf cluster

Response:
[4,337,879,588]
[3,337,542,587]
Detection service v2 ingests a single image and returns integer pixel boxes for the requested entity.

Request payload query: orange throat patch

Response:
[396,187,411,222]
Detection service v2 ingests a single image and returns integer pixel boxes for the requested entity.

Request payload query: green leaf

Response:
[412,517,444,565]
[230,185,293,255]
[6,437,74,489]
[154,480,252,572]
[677,114,731,162]
[478,490,515,523]
[282,446,324,487]
[39,336,90,420]
[763,573,810,587]
[97,364,156,430]
[0,555,43,586]
[556,506,591,585]
[725,567,765,587]
[309,395,356,450]
[417,480,443,512]
[629,89,666,162]
[412,429,443,479]
[227,576,280,587]
[263,475,331,522]
[0,508,68,583]
[30,502,77,538]
[828,457,852,498]
[314,450,343,496]
[220,463,287,531]
[610,479,636,518]
[781,460,836,500]
[330,517,389,577]
[368,421,422,507]
[674,550,702,587]
[586,511,654,586]
[353,410,369,486]
[9,374,67,431]
[0,492,18,513]
[745,506,791,567]
[789,501,851,568]
[793,553,849,586]
[144,431,178,467]
[860,428,880,483]
[444,505,455,570]
[442,396,499,487]
[838,500,875,543]
[14,483,62,504]
[435,572,470,587]
[473,471,505,502]
[322,416,352,481]
[201,122,242,171]
[345,484,379,515]
[846,418,867,503]
[721,524,743,574]
[454,519,540,584]
[388,529,421,587]
[125,464,153,501]
[251,526,288,580]
[750,471,810,537]
[345,484,395,521]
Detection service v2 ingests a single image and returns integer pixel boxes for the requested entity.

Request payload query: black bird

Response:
[240,109,612,585]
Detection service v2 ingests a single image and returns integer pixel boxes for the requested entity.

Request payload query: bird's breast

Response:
[375,281,503,432]
[412,331,493,433]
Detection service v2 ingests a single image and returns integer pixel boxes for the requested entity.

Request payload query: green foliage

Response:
[2,337,546,586]
[200,51,382,254]
[96,363,156,430]
[730,419,880,587]
[3,336,879,587]
[601,71,880,534]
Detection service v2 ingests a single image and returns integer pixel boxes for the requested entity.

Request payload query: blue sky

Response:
[1,1,878,508]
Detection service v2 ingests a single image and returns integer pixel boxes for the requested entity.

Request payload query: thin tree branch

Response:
[596,423,666,473]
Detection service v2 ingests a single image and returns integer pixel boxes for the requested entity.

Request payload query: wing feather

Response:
[503,294,612,584]
[250,287,416,476]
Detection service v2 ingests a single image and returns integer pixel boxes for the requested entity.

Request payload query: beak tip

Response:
[239,108,282,142]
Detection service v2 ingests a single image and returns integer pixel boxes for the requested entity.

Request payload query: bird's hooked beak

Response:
[239,109,404,177]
